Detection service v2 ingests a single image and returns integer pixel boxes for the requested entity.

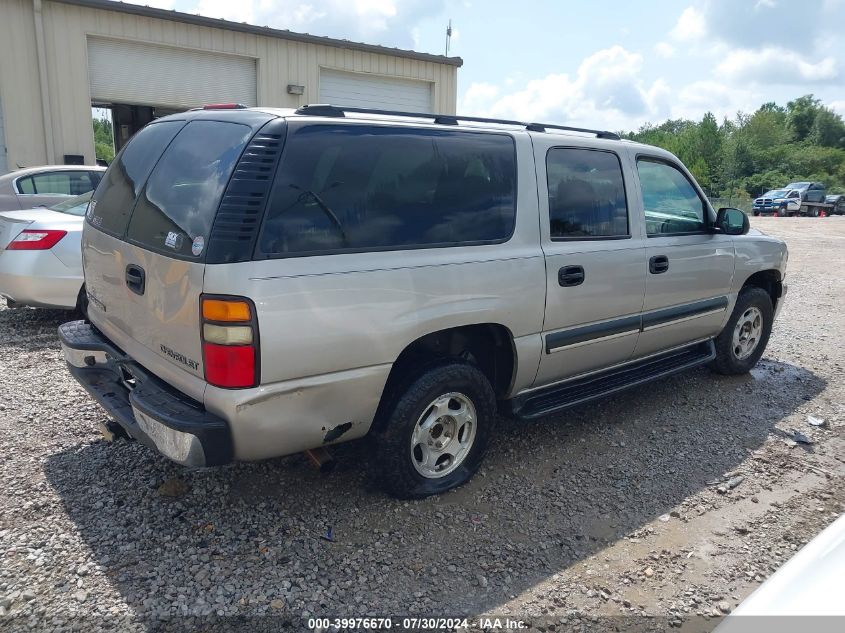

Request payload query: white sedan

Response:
[0,165,105,211]
[0,191,90,311]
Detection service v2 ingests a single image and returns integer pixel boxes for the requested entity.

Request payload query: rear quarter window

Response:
[256,124,517,257]
[17,171,95,195]
[88,121,184,236]
[125,120,254,259]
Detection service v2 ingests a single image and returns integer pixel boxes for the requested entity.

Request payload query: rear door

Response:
[533,140,647,386]
[83,117,258,399]
[631,154,735,358]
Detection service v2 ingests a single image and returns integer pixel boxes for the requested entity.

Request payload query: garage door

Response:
[0,93,7,175]
[87,38,257,110]
[319,69,433,113]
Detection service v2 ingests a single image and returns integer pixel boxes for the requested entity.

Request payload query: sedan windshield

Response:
[763,189,788,198]
[49,191,93,216]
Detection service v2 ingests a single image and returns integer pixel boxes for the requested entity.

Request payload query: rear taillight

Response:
[6,229,67,250]
[200,295,258,389]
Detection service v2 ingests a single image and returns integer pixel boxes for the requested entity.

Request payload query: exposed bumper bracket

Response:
[59,320,233,467]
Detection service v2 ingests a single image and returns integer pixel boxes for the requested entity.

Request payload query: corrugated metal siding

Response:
[319,69,433,112]
[87,37,257,108]
[0,0,49,169]
[0,93,7,174]
[0,0,458,169]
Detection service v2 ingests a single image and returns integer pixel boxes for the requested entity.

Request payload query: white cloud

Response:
[673,80,759,120]
[654,42,675,59]
[459,45,672,131]
[248,0,443,48]
[457,45,776,133]
[191,0,253,22]
[676,0,843,54]
[829,100,845,116]
[717,48,839,84]
[670,6,705,41]
[460,82,500,113]
[123,0,444,49]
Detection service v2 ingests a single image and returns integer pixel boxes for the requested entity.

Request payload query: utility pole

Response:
[446,19,452,56]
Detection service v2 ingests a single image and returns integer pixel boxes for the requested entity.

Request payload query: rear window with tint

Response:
[88,121,184,236]
[125,121,253,259]
[256,124,516,257]
[17,171,98,196]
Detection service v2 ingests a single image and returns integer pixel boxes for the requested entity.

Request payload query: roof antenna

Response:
[445,19,452,56]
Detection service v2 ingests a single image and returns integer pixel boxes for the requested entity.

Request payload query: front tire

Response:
[710,287,773,375]
[373,361,496,499]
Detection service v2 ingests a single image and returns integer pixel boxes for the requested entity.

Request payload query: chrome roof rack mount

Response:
[293,104,621,140]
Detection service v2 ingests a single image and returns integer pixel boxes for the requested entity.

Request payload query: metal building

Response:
[0,0,462,174]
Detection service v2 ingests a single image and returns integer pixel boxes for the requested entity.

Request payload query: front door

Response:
[534,144,647,387]
[632,156,735,358]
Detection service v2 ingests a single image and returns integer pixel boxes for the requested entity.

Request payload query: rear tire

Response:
[373,361,496,499]
[710,287,773,375]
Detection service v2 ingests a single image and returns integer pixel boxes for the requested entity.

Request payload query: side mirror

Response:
[716,207,750,235]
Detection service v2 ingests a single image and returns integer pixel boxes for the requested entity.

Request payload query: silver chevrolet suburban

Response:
[60,104,788,498]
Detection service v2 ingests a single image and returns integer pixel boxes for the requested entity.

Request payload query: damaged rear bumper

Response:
[59,320,232,467]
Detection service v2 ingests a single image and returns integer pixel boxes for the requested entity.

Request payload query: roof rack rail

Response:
[293,104,620,140]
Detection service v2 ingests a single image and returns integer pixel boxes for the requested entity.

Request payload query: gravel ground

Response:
[0,216,843,632]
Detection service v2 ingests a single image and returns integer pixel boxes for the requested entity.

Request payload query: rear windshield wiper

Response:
[289,184,349,246]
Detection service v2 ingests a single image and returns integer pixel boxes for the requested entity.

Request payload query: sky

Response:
[122,0,845,132]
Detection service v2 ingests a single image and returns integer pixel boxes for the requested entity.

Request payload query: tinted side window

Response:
[257,125,516,257]
[126,121,253,259]
[637,159,706,235]
[18,171,93,195]
[16,177,34,194]
[88,121,184,236]
[546,148,628,239]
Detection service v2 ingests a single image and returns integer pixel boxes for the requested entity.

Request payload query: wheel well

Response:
[372,324,516,431]
[742,270,782,311]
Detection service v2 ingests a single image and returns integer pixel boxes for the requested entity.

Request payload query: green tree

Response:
[809,107,845,148]
[696,112,722,191]
[623,95,845,197]
[786,95,823,142]
[92,116,115,163]
[744,107,789,151]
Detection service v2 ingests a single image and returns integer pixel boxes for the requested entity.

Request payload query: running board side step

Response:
[510,340,716,420]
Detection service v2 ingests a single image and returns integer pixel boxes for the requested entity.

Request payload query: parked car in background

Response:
[753,182,836,217]
[0,191,90,311]
[825,194,845,215]
[0,165,105,211]
[784,181,826,203]
[752,188,801,216]
[716,513,845,630]
[59,104,787,498]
